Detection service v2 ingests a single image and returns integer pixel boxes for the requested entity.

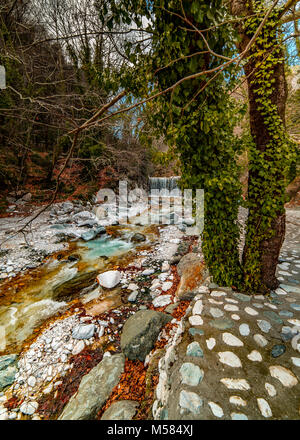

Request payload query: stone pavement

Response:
[153,209,300,420]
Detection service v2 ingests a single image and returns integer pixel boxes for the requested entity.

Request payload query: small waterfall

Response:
[149,176,181,192]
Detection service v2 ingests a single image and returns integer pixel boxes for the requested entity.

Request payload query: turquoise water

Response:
[79,235,133,259]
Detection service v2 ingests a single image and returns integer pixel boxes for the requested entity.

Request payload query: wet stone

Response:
[263,311,283,325]
[188,328,204,337]
[209,317,234,330]
[186,342,204,358]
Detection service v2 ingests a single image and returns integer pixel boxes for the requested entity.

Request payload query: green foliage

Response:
[242,3,297,292]
[103,0,245,287]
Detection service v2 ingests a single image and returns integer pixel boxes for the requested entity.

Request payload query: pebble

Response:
[193,300,203,315]
[291,357,300,367]
[208,402,224,418]
[245,307,258,316]
[231,412,248,420]
[72,340,85,355]
[247,350,262,362]
[128,291,139,302]
[206,338,216,350]
[179,390,203,414]
[72,324,95,340]
[254,334,268,347]
[218,351,242,368]
[220,378,250,390]
[265,383,276,397]
[179,363,204,386]
[209,317,234,330]
[269,365,298,387]
[224,304,239,312]
[186,342,204,358]
[210,307,224,318]
[231,314,240,321]
[152,295,172,307]
[271,344,286,358]
[20,401,38,415]
[229,396,247,407]
[257,398,272,418]
[239,324,250,336]
[222,333,244,347]
[28,376,36,387]
[257,320,272,333]
[189,328,204,337]
[211,291,226,297]
[263,311,283,325]
[189,316,203,326]
[162,281,173,292]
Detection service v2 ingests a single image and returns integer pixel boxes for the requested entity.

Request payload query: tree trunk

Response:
[230,0,290,292]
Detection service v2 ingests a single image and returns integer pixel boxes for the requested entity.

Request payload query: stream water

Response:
[0,225,158,356]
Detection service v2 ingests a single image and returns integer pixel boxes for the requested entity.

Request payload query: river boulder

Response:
[97,270,121,289]
[58,353,125,420]
[120,310,172,361]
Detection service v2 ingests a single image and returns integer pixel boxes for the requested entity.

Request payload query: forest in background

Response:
[0,0,299,211]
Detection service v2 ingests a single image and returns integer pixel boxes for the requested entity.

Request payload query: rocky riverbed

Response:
[0,201,299,420]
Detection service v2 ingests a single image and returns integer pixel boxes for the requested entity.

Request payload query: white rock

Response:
[247,350,262,362]
[257,398,272,418]
[152,295,172,308]
[239,324,250,336]
[224,304,239,312]
[161,262,170,272]
[193,300,203,315]
[218,351,242,368]
[206,338,216,350]
[128,291,139,302]
[208,402,224,418]
[254,334,268,347]
[245,307,258,316]
[291,357,300,367]
[161,281,173,292]
[189,315,203,326]
[265,383,276,397]
[28,376,36,387]
[97,270,121,289]
[222,333,244,347]
[211,290,227,297]
[269,365,298,387]
[127,283,139,291]
[20,401,38,415]
[72,340,85,355]
[229,396,247,407]
[220,378,250,390]
[231,314,240,321]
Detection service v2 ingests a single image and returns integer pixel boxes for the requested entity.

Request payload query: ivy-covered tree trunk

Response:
[230,1,294,292]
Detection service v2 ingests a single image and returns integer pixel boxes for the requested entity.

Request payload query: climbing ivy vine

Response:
[241,2,297,292]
